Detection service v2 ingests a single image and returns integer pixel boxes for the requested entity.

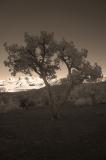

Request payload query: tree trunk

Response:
[43,77,59,119]
[58,71,74,111]
[91,93,96,106]
[62,83,74,105]
[57,82,74,113]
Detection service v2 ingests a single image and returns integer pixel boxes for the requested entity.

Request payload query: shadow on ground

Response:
[0,103,106,160]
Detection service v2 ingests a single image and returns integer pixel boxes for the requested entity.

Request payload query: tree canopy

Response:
[57,38,102,84]
[4,31,59,80]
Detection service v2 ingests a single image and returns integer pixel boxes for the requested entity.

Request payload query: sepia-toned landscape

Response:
[0,0,106,159]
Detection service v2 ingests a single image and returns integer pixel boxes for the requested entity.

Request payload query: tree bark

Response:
[43,76,59,119]
[57,69,75,113]
[62,82,74,105]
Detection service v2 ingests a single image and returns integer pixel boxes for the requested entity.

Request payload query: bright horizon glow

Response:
[0,75,63,92]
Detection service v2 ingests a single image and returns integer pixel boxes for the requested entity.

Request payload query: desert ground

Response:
[0,101,106,160]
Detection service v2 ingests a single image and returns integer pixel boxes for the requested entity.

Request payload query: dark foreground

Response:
[0,103,106,160]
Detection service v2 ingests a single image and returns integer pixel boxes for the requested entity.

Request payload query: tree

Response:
[57,39,102,106]
[4,31,60,118]
[4,31,103,117]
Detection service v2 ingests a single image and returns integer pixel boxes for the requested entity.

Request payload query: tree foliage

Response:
[57,39,102,105]
[58,38,102,84]
[4,31,59,80]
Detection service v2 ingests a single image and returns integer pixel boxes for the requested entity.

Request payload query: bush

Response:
[19,97,35,109]
[0,94,18,113]
[74,97,92,106]
[44,98,49,106]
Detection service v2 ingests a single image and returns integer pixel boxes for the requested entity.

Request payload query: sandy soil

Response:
[0,103,106,160]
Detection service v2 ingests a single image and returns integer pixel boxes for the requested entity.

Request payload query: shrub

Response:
[74,97,92,107]
[0,94,18,113]
[19,97,35,109]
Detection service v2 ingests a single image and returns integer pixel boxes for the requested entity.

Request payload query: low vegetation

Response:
[0,81,106,113]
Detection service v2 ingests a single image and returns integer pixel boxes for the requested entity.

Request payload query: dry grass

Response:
[0,103,106,159]
[0,81,106,113]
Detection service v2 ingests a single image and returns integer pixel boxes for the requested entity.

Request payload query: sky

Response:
[0,0,106,79]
